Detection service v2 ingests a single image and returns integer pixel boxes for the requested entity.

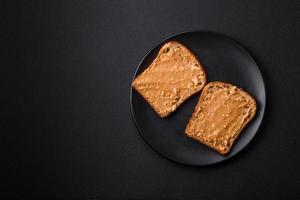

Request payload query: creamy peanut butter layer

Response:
[132,41,206,117]
[185,82,256,154]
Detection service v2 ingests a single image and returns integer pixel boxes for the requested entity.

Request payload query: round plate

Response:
[130,31,266,166]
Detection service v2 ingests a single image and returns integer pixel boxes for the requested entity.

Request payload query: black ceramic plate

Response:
[130,31,266,166]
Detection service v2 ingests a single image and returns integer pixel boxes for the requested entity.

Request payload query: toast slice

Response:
[132,41,206,117]
[185,82,257,154]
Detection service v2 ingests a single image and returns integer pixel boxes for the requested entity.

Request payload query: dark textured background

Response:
[1,0,300,199]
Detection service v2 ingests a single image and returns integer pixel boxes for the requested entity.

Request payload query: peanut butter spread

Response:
[185,82,256,154]
[132,41,206,117]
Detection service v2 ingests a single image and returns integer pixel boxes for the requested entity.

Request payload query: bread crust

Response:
[185,82,257,154]
[132,41,207,117]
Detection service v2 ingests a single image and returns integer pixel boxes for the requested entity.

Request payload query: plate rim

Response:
[129,30,266,166]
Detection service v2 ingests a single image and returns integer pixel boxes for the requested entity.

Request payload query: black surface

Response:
[1,0,299,199]
[131,31,266,165]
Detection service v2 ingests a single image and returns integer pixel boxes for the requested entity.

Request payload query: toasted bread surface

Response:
[185,82,256,154]
[132,41,206,117]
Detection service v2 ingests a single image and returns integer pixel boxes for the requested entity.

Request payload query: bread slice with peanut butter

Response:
[132,41,207,117]
[185,82,256,155]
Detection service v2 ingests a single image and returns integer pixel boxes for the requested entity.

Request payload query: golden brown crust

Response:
[132,41,207,117]
[185,82,257,154]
